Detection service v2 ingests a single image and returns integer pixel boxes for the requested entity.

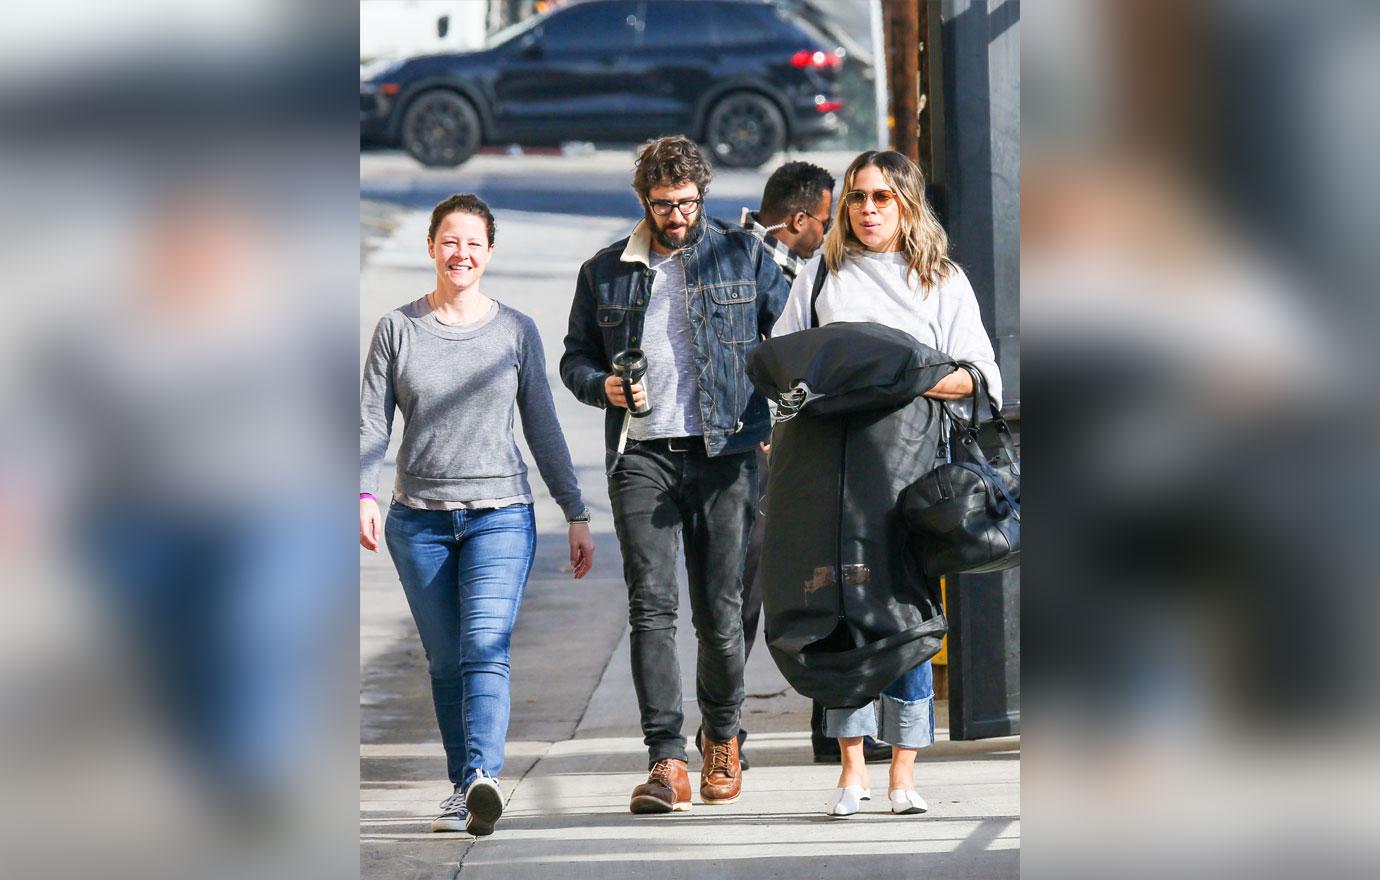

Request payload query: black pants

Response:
[740,445,769,662]
[741,445,829,747]
[609,438,756,766]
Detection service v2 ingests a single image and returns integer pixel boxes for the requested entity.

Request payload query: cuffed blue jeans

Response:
[824,660,935,750]
[385,502,535,788]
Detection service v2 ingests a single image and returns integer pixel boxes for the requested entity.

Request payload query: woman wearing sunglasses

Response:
[771,150,1003,818]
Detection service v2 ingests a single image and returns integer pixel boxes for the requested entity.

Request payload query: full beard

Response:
[648,212,706,252]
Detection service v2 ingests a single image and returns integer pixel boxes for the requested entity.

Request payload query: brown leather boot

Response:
[630,758,692,814]
[699,731,742,804]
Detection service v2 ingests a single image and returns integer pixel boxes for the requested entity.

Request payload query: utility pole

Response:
[883,1,944,189]
[883,0,921,162]
[881,1,945,191]
[918,0,945,190]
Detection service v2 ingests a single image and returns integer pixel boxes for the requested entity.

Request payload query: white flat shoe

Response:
[889,789,929,815]
[827,785,871,818]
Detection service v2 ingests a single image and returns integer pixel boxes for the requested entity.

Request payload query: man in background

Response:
[738,160,835,285]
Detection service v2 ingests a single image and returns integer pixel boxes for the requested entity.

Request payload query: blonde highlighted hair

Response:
[823,150,955,294]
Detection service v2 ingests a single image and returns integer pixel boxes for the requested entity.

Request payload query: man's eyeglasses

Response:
[804,211,833,233]
[844,189,897,210]
[647,198,703,217]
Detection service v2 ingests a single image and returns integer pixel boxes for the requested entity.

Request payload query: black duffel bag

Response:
[900,364,1020,576]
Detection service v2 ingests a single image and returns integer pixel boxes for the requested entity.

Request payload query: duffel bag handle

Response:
[947,363,1019,477]
[946,365,1020,520]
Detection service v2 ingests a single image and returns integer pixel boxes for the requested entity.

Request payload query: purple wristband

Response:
[360,492,376,501]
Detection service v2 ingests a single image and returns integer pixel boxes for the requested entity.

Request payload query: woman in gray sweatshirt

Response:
[359,194,594,837]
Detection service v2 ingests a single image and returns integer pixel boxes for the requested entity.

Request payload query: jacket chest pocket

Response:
[597,306,635,350]
[706,284,756,343]
[597,307,627,328]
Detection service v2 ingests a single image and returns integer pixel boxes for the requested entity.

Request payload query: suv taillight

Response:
[790,49,842,70]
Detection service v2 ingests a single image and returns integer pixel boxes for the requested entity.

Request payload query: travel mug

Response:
[611,348,653,417]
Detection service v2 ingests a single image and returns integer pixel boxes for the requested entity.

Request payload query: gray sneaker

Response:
[464,772,503,836]
[431,786,468,833]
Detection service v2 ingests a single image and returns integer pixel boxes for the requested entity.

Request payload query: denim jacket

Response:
[560,217,790,474]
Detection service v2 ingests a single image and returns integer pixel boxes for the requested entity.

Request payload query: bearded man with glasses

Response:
[560,136,789,814]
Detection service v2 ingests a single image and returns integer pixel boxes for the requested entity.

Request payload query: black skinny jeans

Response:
[741,446,830,746]
[608,438,756,766]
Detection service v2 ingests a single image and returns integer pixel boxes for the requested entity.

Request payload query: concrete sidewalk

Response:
[363,545,1019,879]
[359,180,1019,878]
[458,606,1020,879]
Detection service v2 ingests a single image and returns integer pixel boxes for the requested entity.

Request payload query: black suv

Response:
[361,0,844,168]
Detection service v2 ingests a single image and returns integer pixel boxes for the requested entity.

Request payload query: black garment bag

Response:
[746,264,956,707]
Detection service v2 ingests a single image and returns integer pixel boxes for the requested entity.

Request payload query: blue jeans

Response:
[385,502,535,788]
[823,661,936,750]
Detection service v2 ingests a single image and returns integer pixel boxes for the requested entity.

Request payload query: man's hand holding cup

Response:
[604,374,647,411]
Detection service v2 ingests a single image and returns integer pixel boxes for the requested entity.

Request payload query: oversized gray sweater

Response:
[359,298,585,520]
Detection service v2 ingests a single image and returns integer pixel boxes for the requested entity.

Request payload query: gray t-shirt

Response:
[627,250,703,440]
[359,297,585,520]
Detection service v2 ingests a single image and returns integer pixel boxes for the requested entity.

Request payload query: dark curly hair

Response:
[427,193,495,245]
[631,136,713,200]
[760,161,836,222]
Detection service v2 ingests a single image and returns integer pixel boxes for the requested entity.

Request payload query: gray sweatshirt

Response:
[359,297,585,520]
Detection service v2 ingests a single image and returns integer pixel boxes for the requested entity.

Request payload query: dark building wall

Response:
[942,0,1019,403]
[940,0,1020,740]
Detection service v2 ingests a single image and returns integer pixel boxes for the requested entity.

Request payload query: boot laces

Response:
[707,741,735,777]
[649,758,678,785]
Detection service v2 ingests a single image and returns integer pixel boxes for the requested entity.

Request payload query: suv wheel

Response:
[401,90,481,168]
[705,92,786,169]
